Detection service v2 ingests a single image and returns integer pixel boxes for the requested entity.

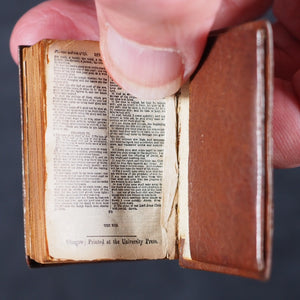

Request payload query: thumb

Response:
[95,0,221,99]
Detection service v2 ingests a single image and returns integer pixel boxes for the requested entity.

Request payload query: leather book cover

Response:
[179,20,273,280]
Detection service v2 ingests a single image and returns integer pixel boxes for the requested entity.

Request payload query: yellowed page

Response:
[177,83,191,260]
[44,40,177,261]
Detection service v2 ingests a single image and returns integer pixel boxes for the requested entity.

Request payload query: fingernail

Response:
[100,24,184,99]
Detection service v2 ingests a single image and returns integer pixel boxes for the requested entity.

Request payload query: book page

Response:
[177,83,191,260]
[44,40,177,261]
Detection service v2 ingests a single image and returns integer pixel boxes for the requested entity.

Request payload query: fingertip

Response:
[10,25,19,64]
[9,0,98,64]
[273,78,300,168]
[94,0,212,99]
[10,13,44,64]
[10,2,56,64]
[100,23,184,99]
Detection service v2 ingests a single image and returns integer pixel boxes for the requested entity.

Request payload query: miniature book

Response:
[19,21,273,280]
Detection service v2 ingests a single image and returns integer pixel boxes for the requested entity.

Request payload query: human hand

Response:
[10,0,300,168]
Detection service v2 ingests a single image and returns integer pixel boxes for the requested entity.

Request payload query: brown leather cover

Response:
[179,21,273,280]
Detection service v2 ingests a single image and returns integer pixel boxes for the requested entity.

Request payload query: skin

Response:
[10,0,300,168]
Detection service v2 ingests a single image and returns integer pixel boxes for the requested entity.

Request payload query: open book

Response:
[19,21,273,280]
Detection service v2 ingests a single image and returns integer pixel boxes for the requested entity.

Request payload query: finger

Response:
[271,0,300,167]
[95,0,222,99]
[273,78,300,168]
[10,0,98,64]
